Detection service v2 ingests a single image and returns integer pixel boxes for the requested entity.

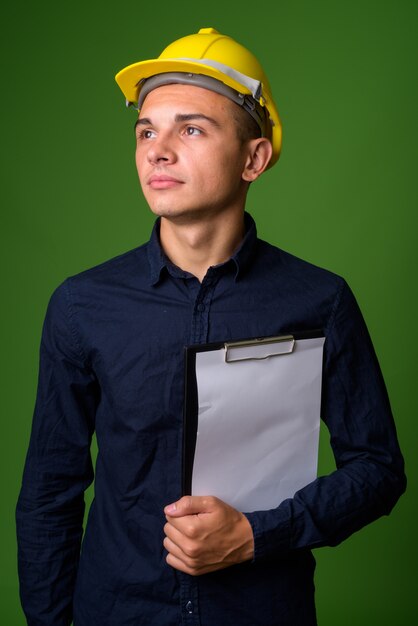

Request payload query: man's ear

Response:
[242,138,273,182]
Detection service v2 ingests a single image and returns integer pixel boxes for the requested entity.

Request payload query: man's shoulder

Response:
[67,242,150,286]
[257,237,345,290]
[47,242,152,316]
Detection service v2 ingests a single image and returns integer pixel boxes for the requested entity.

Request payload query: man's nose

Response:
[147,133,177,164]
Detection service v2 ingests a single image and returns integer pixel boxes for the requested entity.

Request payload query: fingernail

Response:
[165,503,176,514]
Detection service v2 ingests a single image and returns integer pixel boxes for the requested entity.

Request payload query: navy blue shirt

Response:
[16,214,406,625]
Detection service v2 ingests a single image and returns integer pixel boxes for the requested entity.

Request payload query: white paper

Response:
[192,336,325,512]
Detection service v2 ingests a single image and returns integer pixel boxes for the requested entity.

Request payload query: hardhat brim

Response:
[116,58,260,102]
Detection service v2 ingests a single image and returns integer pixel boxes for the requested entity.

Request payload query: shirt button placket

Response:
[183,273,217,623]
[183,599,200,625]
[180,576,201,625]
[191,272,218,344]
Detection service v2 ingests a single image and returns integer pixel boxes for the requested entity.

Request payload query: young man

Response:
[16,28,405,626]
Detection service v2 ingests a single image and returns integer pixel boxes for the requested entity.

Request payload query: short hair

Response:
[229,100,263,145]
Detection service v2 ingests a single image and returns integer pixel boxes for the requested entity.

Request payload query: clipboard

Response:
[183,330,325,512]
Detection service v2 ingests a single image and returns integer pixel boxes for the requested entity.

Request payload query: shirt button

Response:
[197,303,205,312]
[185,600,193,614]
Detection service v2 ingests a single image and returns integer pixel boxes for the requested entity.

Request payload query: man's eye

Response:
[185,126,202,136]
[137,129,156,140]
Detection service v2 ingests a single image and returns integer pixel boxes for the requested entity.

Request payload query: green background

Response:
[2,0,417,623]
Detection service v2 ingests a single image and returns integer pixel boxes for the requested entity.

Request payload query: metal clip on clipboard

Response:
[224,335,295,363]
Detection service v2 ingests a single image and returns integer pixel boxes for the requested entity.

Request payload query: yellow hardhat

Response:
[115,27,282,167]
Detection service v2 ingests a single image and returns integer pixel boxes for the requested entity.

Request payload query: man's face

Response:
[135,83,252,223]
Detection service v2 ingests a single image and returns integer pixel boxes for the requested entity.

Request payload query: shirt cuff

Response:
[244,503,292,562]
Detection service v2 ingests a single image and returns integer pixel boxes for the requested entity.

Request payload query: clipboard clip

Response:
[224,335,295,363]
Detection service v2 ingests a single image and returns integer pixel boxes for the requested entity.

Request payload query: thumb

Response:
[164,495,216,517]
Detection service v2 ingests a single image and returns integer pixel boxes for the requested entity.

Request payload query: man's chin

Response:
[148,205,207,224]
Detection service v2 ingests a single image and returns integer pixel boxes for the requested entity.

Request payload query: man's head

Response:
[115,27,282,169]
[133,82,273,222]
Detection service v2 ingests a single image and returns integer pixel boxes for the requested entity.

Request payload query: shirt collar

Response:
[147,212,257,286]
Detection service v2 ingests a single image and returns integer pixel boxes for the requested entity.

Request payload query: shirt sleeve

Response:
[16,280,99,625]
[245,279,406,561]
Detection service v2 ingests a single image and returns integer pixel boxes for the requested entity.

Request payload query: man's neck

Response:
[159,209,246,282]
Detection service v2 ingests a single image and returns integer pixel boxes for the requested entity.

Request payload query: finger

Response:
[164,538,208,576]
[164,515,200,540]
[165,550,228,577]
[163,535,185,561]
[163,520,191,545]
[164,522,203,561]
[166,551,200,575]
[164,495,217,517]
[163,535,197,566]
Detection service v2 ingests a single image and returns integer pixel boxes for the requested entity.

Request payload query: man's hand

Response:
[163,495,254,576]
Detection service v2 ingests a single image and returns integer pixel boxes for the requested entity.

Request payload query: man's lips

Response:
[148,175,184,190]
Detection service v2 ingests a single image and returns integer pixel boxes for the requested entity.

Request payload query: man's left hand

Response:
[163,495,254,575]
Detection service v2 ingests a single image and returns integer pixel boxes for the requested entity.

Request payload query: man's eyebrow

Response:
[135,118,151,130]
[174,113,221,127]
[134,113,221,131]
